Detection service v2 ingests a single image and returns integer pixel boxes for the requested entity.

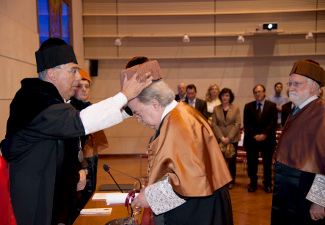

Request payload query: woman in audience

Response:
[205,84,222,123]
[212,88,241,189]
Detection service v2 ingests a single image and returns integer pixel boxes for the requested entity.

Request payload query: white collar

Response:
[161,100,178,122]
[257,99,266,106]
[298,95,318,109]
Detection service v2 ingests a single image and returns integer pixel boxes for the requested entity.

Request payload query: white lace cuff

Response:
[80,94,124,135]
[306,174,325,207]
[145,179,186,215]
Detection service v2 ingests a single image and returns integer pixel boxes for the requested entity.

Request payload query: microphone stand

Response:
[107,171,123,193]
[103,164,141,218]
[108,167,142,190]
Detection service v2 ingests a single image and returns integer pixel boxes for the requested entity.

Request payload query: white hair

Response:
[137,80,175,107]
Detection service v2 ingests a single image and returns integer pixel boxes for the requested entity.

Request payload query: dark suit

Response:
[281,101,293,127]
[244,100,277,187]
[175,94,186,102]
[185,98,208,119]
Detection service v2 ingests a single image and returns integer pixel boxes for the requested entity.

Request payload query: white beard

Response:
[289,88,311,106]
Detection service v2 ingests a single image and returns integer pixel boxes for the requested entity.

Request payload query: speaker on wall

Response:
[89,60,98,76]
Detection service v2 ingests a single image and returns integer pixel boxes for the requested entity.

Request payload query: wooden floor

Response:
[96,155,273,225]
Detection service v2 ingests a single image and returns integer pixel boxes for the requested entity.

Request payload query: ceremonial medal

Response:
[78,137,83,162]
[78,150,84,162]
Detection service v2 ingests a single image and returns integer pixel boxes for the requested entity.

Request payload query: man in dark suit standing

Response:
[244,84,277,193]
[185,84,208,118]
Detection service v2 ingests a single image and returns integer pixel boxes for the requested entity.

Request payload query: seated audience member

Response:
[73,69,109,218]
[267,82,288,128]
[205,83,222,123]
[212,88,241,189]
[175,82,186,101]
[185,84,208,118]
[127,57,233,225]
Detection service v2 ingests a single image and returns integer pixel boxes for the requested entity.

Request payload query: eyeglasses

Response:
[253,90,264,94]
[287,81,307,87]
[55,67,80,76]
[133,104,146,119]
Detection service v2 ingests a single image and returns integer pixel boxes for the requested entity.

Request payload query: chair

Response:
[236,128,248,186]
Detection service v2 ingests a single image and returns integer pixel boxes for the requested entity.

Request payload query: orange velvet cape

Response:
[275,98,325,175]
[147,102,232,197]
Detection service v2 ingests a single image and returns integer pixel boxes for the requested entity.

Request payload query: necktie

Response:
[257,103,262,121]
[291,106,300,117]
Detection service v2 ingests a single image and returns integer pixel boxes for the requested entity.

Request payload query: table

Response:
[73,193,154,225]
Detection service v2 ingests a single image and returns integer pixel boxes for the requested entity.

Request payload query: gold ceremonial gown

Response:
[147,102,232,197]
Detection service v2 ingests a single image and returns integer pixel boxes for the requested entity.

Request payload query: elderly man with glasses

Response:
[1,38,152,225]
[271,59,325,225]
[125,57,233,225]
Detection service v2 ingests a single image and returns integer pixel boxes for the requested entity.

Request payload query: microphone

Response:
[103,164,123,193]
[103,164,142,191]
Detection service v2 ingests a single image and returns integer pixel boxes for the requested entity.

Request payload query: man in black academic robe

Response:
[1,38,152,225]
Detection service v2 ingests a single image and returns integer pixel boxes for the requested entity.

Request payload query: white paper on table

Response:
[106,193,139,205]
[80,208,112,215]
[92,193,109,200]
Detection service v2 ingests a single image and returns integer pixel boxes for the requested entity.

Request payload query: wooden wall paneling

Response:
[0,13,39,65]
[1,0,38,31]
[0,100,11,141]
[275,35,317,56]
[100,136,153,154]
[320,1,325,8]
[117,0,215,14]
[317,34,325,53]
[214,36,251,57]
[215,0,318,12]
[317,11,325,30]
[83,17,117,35]
[278,12,317,32]
[118,16,214,35]
[82,0,117,14]
[0,57,37,99]
[84,38,118,58]
[117,37,215,58]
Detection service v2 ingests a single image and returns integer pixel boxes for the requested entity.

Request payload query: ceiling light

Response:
[183,34,190,43]
[114,38,121,46]
[237,35,245,43]
[305,32,313,40]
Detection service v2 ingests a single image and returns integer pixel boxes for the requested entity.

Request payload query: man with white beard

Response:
[271,59,325,225]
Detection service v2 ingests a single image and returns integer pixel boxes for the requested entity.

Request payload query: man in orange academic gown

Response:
[124,57,233,225]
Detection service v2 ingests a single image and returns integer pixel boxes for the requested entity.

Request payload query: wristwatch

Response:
[84,168,89,175]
